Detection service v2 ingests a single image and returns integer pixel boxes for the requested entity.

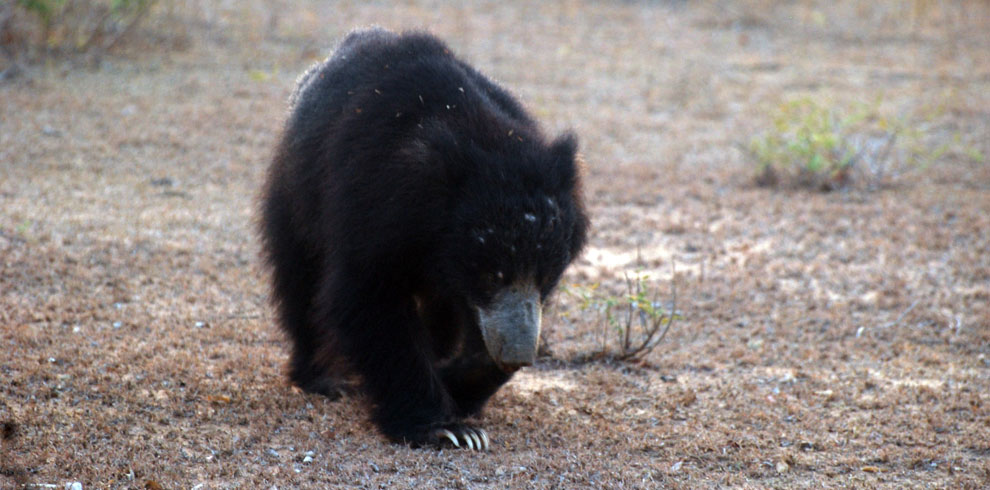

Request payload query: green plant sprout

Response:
[560,270,679,362]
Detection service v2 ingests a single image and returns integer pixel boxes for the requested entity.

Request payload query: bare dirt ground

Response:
[2,1,989,488]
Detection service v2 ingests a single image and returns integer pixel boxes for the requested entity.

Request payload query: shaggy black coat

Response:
[260,28,588,446]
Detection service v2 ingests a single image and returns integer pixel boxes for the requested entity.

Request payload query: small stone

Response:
[150,177,175,187]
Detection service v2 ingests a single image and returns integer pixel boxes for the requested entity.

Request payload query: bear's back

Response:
[284,29,536,159]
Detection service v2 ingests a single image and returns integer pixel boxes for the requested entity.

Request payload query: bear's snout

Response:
[477,282,542,372]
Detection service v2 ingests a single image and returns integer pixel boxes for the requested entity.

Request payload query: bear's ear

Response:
[548,132,580,189]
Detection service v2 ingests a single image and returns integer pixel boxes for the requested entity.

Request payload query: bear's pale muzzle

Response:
[477,282,541,372]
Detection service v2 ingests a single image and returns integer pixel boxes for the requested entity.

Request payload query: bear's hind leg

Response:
[261,194,342,397]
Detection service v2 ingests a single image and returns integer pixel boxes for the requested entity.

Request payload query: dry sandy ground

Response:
[2,1,989,488]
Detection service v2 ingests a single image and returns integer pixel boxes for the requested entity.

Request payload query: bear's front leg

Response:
[322,286,490,450]
[440,354,512,418]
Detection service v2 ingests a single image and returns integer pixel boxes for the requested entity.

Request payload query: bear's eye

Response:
[478,270,506,298]
[478,272,498,296]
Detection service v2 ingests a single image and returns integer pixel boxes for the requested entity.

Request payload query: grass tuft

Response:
[746,97,983,191]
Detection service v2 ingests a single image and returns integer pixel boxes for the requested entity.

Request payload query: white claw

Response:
[478,429,490,450]
[468,431,482,451]
[439,429,460,448]
[462,431,475,450]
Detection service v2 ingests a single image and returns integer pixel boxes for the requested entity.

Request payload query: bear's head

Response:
[427,131,588,372]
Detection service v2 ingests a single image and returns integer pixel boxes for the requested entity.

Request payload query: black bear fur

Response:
[259,28,588,447]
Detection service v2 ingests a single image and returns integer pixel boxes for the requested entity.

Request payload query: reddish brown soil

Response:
[2,1,989,488]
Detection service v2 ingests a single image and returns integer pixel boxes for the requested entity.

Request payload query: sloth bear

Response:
[259,28,588,450]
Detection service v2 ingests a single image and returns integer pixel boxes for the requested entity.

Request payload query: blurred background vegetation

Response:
[3,0,987,64]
